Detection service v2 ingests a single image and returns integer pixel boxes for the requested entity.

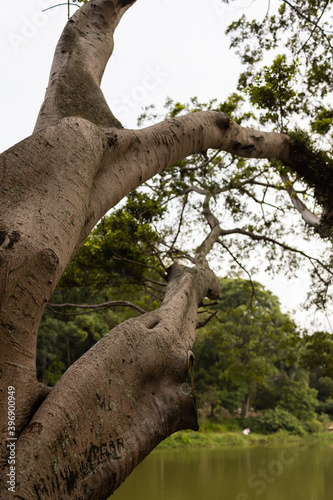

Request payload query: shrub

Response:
[302,418,324,434]
[200,419,243,433]
[244,407,305,435]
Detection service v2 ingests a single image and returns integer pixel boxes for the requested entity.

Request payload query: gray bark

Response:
[0,0,325,497]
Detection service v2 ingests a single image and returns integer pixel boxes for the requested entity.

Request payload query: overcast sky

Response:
[1,0,269,150]
[1,0,332,331]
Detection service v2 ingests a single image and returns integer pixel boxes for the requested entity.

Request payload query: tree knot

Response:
[39,249,59,273]
[166,263,184,282]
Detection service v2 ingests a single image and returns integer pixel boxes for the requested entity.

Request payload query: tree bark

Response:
[0,0,330,497]
[12,261,221,499]
[241,394,251,419]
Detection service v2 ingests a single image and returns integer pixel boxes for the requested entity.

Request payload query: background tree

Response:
[301,331,333,418]
[302,330,333,378]
[278,380,318,421]
[1,0,333,498]
[194,278,299,418]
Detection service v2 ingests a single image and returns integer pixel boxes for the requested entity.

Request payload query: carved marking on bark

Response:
[25,422,43,435]
[0,247,59,338]
[0,232,8,247]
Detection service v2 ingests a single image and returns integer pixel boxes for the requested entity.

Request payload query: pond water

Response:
[111,442,333,500]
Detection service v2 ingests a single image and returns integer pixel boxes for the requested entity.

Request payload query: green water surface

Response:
[111,442,333,500]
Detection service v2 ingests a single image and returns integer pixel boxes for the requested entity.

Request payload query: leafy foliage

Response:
[278,380,318,421]
[194,278,299,417]
[245,54,298,129]
[301,330,333,378]
[60,202,165,291]
[223,0,333,305]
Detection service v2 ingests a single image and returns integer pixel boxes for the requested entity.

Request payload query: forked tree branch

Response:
[197,191,331,289]
[219,226,331,270]
[281,0,333,36]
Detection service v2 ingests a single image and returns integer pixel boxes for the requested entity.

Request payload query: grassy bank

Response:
[156,426,333,450]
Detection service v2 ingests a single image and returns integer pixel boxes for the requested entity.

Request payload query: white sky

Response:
[1,0,332,331]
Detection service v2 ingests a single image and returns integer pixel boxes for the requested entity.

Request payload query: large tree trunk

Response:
[0,0,330,498]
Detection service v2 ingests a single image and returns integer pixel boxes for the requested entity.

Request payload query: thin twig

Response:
[196,311,218,329]
[281,0,333,34]
[300,0,330,51]
[46,300,146,315]
[218,240,256,299]
[219,226,333,276]
[239,186,285,212]
[138,216,166,272]
[100,221,166,280]
[199,302,218,308]
[42,3,80,12]
[169,194,189,251]
[180,149,223,174]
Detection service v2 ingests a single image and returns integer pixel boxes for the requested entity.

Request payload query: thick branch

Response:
[90,112,292,221]
[34,0,136,132]
[135,112,291,165]
[28,0,333,240]
[14,260,221,499]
